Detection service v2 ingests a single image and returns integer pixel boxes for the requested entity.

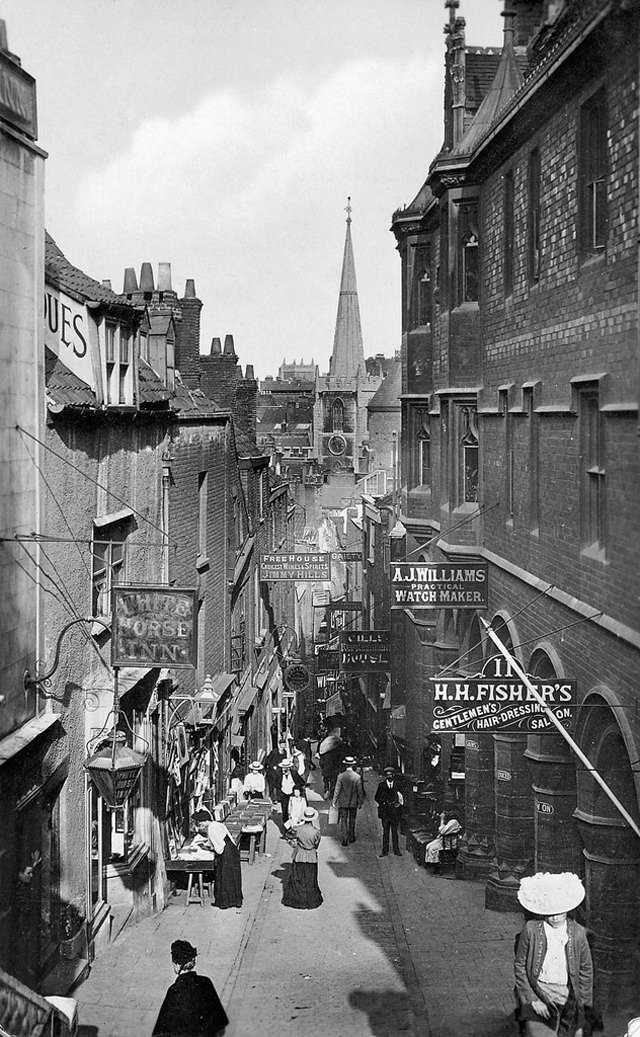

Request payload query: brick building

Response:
[391,0,640,1011]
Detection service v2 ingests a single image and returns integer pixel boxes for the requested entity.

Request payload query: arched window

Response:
[332,398,344,431]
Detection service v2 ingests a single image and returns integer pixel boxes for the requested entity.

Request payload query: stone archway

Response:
[524,645,582,875]
[573,689,640,1010]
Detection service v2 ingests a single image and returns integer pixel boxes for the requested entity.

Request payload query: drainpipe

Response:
[161,451,172,583]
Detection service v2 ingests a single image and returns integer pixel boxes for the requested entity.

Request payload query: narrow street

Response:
[74,771,521,1037]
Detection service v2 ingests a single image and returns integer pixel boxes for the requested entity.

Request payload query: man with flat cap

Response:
[374,765,404,857]
[332,756,365,846]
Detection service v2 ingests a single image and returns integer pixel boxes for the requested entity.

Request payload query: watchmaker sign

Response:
[339,630,391,672]
[112,586,197,668]
[259,552,331,581]
[391,562,488,609]
[429,657,576,733]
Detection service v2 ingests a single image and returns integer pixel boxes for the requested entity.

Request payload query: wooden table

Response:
[165,848,215,906]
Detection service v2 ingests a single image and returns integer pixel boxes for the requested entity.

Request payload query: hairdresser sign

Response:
[429,656,576,733]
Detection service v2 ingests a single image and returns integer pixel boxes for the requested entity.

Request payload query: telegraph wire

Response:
[16,424,177,548]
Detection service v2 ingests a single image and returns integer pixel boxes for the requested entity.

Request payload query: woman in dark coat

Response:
[192,809,243,910]
[282,806,323,910]
[152,940,228,1037]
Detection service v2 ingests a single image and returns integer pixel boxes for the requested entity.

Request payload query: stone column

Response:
[456,731,495,880]
[485,733,534,912]
[525,733,582,874]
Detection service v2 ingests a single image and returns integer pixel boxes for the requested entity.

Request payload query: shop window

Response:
[92,515,131,617]
[504,171,514,297]
[579,390,606,556]
[528,149,541,283]
[579,88,608,260]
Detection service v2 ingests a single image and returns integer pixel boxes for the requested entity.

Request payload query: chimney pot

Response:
[223,334,236,356]
[245,364,255,380]
[140,262,155,292]
[123,267,139,294]
[184,278,197,299]
[210,337,222,355]
[101,279,112,290]
[157,262,172,291]
[0,21,8,53]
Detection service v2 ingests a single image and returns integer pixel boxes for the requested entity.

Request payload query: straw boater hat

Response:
[343,756,357,766]
[249,761,263,771]
[517,872,585,915]
[279,758,293,768]
[383,765,396,775]
[303,807,316,820]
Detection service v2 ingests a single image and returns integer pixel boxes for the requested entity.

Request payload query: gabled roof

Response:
[456,37,525,155]
[368,360,401,412]
[170,374,224,418]
[45,232,123,307]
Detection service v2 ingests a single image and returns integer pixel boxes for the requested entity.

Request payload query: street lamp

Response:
[24,616,149,809]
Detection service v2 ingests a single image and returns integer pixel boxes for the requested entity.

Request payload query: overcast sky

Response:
[2,0,502,378]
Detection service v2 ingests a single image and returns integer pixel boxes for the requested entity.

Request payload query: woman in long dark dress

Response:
[282,806,323,910]
[192,809,243,910]
[152,940,228,1037]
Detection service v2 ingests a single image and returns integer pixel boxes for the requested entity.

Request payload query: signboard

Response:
[325,600,363,612]
[331,551,361,562]
[391,562,488,609]
[112,586,198,668]
[339,630,390,672]
[44,288,98,391]
[312,589,331,608]
[283,661,311,693]
[260,552,331,581]
[429,657,576,733]
[0,51,37,139]
[316,647,340,673]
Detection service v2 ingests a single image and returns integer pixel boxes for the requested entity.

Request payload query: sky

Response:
[1,0,502,379]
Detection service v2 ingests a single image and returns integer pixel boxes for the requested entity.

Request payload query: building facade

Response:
[391,0,640,1011]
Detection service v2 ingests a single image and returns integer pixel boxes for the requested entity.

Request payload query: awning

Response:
[0,713,60,765]
[235,682,258,716]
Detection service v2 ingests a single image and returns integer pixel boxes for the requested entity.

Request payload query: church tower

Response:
[315,200,381,485]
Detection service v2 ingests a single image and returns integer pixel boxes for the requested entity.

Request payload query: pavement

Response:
[73,770,631,1037]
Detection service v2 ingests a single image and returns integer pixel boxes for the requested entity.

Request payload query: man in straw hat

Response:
[332,756,365,846]
[275,757,306,831]
[514,872,593,1036]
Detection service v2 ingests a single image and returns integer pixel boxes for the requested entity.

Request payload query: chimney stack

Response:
[157,262,172,292]
[140,262,155,293]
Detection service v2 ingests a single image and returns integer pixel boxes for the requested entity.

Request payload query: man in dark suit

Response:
[332,756,365,846]
[374,765,404,857]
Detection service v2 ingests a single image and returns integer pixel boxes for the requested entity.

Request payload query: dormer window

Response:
[105,323,133,406]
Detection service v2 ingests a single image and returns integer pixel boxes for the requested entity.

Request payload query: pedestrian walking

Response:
[285,785,307,833]
[332,755,364,846]
[276,758,306,830]
[291,745,306,780]
[374,765,404,857]
[152,939,228,1037]
[514,871,593,1037]
[242,761,266,800]
[264,740,289,799]
[192,809,243,909]
[282,806,323,910]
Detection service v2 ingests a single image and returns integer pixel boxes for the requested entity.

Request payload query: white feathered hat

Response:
[517,872,585,915]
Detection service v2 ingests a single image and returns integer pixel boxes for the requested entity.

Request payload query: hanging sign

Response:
[331,551,361,562]
[283,661,311,692]
[339,630,390,672]
[326,600,363,611]
[0,52,37,138]
[316,646,340,673]
[260,552,331,581]
[429,656,576,733]
[391,562,488,609]
[112,586,198,668]
[44,288,98,391]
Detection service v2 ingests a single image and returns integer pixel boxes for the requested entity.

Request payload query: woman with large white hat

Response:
[514,872,593,1036]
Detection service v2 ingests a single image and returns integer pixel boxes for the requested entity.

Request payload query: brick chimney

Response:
[233,364,258,442]
[198,332,239,411]
[176,278,203,387]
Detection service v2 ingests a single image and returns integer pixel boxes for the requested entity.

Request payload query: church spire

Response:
[329,197,365,383]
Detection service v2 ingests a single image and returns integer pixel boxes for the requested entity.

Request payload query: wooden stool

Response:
[240,824,263,864]
[186,872,213,906]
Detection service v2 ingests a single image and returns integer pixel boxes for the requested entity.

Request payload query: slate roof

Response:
[45,232,123,307]
[138,358,172,407]
[45,347,97,409]
[368,360,401,412]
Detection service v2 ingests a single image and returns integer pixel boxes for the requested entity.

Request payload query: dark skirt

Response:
[213,836,243,909]
[282,861,323,910]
